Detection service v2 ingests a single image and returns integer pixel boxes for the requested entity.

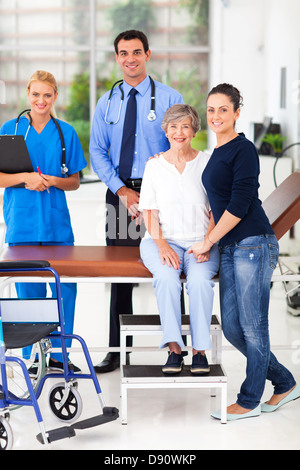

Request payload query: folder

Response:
[0,135,33,188]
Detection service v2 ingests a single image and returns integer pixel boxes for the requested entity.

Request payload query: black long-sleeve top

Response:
[202,133,274,247]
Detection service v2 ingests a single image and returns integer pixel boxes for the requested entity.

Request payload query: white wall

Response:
[209,0,300,245]
[209,0,300,165]
[209,0,266,140]
[263,0,300,166]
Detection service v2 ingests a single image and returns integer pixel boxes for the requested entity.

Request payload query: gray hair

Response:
[161,104,200,134]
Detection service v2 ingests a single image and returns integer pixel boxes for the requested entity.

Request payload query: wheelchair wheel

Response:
[0,416,13,450]
[48,382,82,423]
[3,341,46,410]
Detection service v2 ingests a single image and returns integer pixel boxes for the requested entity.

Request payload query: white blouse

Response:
[139,152,211,244]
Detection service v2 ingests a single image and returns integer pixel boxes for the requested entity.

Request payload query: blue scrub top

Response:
[0,116,87,244]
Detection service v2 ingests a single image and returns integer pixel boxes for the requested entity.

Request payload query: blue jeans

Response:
[219,234,296,409]
[140,238,220,351]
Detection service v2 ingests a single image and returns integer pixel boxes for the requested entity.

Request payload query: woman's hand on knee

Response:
[157,242,181,270]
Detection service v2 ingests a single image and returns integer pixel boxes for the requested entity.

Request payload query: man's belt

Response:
[123,178,143,190]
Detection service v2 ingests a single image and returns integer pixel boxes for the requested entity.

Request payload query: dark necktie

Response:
[119,88,138,181]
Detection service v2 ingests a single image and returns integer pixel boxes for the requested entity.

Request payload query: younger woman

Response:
[189,83,299,420]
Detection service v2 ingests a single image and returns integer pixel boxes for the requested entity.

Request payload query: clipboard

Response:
[0,135,34,188]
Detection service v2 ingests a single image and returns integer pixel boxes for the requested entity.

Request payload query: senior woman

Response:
[139,104,219,374]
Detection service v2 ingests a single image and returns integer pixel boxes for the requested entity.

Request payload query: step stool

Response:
[120,314,227,424]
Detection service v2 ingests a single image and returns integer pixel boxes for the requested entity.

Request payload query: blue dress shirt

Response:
[89,75,184,195]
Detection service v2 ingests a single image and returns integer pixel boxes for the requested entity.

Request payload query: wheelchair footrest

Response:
[37,426,76,444]
[36,407,119,444]
[72,407,119,430]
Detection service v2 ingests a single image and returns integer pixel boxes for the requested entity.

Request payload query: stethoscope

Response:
[15,109,68,176]
[104,75,156,125]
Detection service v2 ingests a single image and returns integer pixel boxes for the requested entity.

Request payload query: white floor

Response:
[2,182,300,451]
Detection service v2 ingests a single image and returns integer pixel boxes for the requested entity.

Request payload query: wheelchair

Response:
[0,260,118,450]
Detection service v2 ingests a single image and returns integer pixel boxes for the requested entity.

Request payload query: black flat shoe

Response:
[94,352,130,373]
[162,352,184,374]
[48,358,81,373]
[190,352,210,375]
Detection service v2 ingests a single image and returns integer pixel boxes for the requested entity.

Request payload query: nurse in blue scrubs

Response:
[0,70,87,371]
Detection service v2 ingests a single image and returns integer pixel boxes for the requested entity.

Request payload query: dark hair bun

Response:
[207,83,243,111]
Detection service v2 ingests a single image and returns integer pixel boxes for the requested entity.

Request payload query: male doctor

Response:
[90,29,183,373]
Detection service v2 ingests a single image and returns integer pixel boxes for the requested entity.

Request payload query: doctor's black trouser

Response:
[105,188,145,348]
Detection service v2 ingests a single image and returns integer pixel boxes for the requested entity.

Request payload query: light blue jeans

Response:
[140,238,220,351]
[219,234,296,409]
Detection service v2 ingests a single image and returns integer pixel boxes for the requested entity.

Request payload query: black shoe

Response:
[190,353,210,375]
[28,360,39,378]
[162,352,184,374]
[48,358,81,373]
[94,352,130,373]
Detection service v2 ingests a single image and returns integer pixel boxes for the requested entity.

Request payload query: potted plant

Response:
[261,133,286,156]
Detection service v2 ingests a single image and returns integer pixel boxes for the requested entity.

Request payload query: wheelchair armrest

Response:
[0,260,50,270]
